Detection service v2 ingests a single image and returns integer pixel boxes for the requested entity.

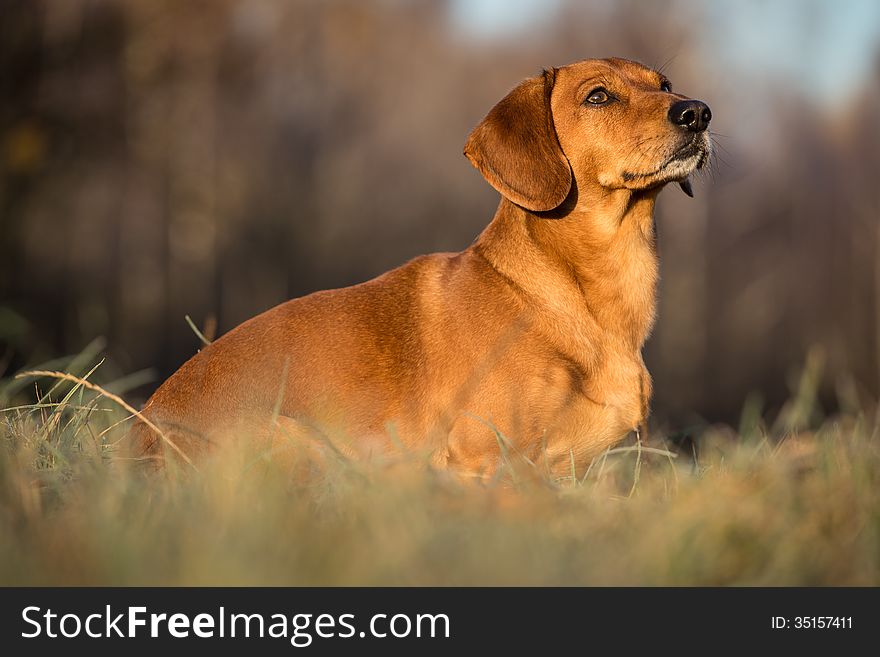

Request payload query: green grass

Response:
[1,351,878,586]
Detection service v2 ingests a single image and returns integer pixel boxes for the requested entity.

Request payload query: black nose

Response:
[668,100,712,132]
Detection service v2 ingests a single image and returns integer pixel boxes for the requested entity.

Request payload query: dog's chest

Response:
[535,346,649,434]
[591,349,650,431]
[605,238,660,347]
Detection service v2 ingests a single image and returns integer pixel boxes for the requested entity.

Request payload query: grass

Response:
[1,348,878,586]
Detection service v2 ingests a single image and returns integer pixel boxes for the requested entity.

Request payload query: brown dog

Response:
[132,57,711,477]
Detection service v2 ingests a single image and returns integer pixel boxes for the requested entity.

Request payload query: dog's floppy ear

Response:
[464,68,572,212]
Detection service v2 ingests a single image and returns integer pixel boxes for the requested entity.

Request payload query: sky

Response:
[449,0,880,99]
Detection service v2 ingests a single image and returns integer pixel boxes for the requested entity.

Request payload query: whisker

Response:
[656,54,678,76]
[709,139,733,158]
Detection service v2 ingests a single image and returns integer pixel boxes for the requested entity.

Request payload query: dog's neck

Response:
[473,188,660,365]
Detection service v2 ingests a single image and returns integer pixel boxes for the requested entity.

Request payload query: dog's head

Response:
[464,58,712,211]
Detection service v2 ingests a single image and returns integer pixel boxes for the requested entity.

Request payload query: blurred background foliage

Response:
[1,0,879,426]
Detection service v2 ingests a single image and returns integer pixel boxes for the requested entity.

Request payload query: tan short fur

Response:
[132,58,711,477]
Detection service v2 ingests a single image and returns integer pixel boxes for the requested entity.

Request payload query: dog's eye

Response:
[660,80,672,93]
[585,88,611,105]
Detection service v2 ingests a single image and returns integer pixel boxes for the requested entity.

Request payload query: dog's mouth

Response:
[666,138,710,197]
[667,137,709,169]
[622,133,711,197]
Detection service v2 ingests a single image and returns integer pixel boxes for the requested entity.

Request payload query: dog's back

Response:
[133,248,526,466]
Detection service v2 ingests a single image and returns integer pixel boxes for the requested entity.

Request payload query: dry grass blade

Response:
[185,314,213,347]
[14,369,196,469]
